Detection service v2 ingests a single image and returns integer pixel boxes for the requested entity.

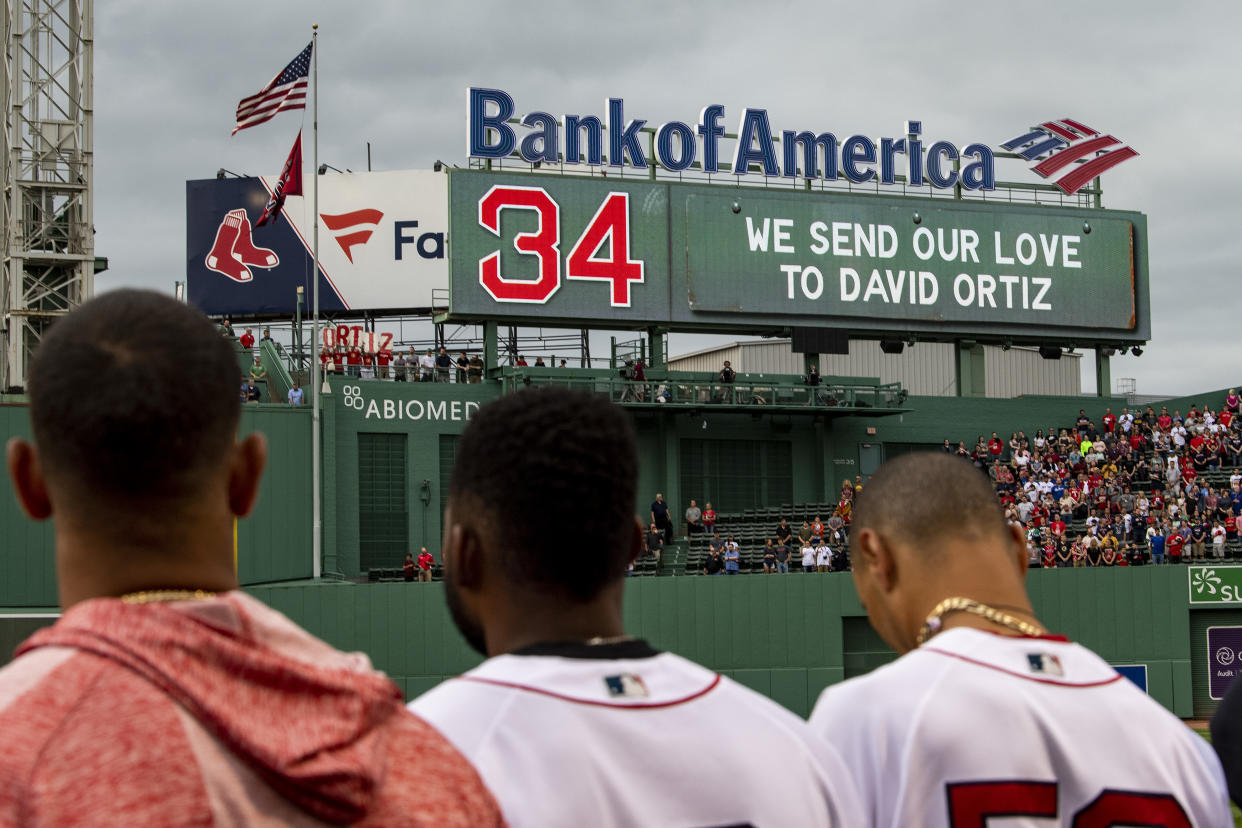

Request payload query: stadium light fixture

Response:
[879,339,905,355]
[1131,346,1143,357]
[1038,345,1062,360]
[318,163,350,175]
[216,168,247,179]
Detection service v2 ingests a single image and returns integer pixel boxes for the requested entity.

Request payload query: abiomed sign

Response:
[1189,567,1242,604]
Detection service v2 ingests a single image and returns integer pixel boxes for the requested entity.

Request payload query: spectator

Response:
[723,536,740,574]
[468,353,485,383]
[708,530,724,558]
[261,327,273,344]
[346,345,362,377]
[243,378,262,403]
[287,381,304,405]
[798,520,814,547]
[702,501,717,533]
[375,347,392,379]
[685,499,702,534]
[534,356,546,367]
[773,538,791,573]
[815,539,832,573]
[800,541,816,573]
[219,317,235,338]
[1191,520,1208,562]
[646,523,664,563]
[403,552,416,582]
[420,348,435,382]
[559,359,568,368]
[456,351,468,383]
[1168,527,1185,564]
[319,345,333,377]
[717,359,736,403]
[775,517,792,546]
[331,346,345,375]
[703,545,724,575]
[811,514,825,540]
[248,354,267,383]
[1213,521,1227,560]
[762,540,777,574]
[651,493,672,544]
[239,327,255,350]
[417,547,434,582]
[987,431,1003,460]
[0,290,503,826]
[360,348,375,380]
[435,347,452,382]
[515,354,528,367]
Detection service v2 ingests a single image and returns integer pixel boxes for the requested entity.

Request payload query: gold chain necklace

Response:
[119,589,218,605]
[917,596,1046,647]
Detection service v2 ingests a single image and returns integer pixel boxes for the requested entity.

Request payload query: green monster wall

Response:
[245,566,1214,718]
[0,403,313,606]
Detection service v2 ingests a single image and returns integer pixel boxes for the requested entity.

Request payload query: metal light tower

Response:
[0,0,93,392]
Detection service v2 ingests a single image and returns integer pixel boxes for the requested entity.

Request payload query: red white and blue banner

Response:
[186,170,448,316]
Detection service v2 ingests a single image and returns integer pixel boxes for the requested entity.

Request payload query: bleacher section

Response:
[684,502,846,574]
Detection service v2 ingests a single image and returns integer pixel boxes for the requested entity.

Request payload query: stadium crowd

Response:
[669,395,1242,574]
[961,398,1242,567]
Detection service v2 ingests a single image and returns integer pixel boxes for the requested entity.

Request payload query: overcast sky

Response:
[94,0,1241,397]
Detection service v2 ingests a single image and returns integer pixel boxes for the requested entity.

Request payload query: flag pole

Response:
[310,23,322,579]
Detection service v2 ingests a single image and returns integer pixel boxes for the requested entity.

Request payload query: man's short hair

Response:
[853,452,1008,549]
[450,387,637,601]
[27,289,240,506]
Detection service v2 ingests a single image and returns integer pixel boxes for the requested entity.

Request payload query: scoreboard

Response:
[446,170,1149,346]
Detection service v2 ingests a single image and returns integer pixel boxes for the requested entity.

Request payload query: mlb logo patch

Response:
[604,673,649,698]
[1027,653,1064,676]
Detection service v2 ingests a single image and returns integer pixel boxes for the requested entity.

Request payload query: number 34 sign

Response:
[476,185,645,307]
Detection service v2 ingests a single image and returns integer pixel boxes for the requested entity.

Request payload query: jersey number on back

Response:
[947,781,1191,827]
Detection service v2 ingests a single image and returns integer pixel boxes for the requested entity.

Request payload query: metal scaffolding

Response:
[0,0,92,392]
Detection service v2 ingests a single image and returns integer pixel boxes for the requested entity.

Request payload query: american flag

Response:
[232,42,312,135]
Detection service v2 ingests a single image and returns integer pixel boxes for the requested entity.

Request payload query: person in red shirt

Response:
[376,348,392,379]
[1049,517,1067,538]
[702,502,717,532]
[515,354,528,367]
[403,552,416,582]
[0,290,503,826]
[239,327,255,350]
[319,347,332,374]
[346,346,362,377]
[1158,409,1173,430]
[1102,408,1116,433]
[1220,410,1234,430]
[987,432,1003,459]
[331,347,345,374]
[1168,530,1185,563]
[417,547,434,582]
[1183,466,1198,488]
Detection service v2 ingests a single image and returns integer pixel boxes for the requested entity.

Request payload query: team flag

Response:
[232,42,312,135]
[256,130,303,227]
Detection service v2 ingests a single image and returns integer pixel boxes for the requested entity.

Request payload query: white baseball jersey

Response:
[810,627,1229,828]
[816,545,833,566]
[411,640,863,828]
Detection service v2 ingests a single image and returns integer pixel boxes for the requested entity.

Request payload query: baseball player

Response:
[411,388,862,828]
[809,452,1229,828]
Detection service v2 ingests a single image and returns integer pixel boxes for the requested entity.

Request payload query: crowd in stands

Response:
[665,392,1242,575]
[960,397,1242,567]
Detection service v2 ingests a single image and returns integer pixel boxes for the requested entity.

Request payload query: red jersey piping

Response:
[456,673,722,709]
[921,647,1124,688]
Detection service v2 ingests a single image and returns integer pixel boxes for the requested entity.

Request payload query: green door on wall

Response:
[859,443,883,478]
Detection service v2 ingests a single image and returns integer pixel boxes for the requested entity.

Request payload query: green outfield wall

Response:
[4,568,1235,718]
[0,403,313,606]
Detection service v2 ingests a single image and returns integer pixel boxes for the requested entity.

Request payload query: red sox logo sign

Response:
[205,209,280,283]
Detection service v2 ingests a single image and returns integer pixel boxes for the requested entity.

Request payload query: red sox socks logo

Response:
[205,208,279,283]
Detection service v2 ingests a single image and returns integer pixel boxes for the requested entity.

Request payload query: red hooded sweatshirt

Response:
[0,592,504,826]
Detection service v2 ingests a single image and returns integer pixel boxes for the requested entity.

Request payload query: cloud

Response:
[92,0,1242,397]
